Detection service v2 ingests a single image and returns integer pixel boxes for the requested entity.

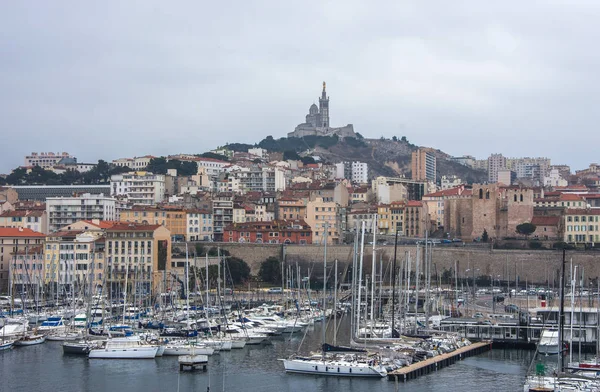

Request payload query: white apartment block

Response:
[46,193,117,232]
[248,148,267,158]
[25,152,74,169]
[487,153,507,183]
[544,168,568,187]
[186,210,213,241]
[110,172,166,205]
[440,175,463,190]
[111,156,154,170]
[352,162,369,184]
[229,167,286,193]
[196,158,228,177]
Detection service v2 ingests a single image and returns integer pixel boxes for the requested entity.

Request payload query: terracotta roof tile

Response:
[0,227,45,237]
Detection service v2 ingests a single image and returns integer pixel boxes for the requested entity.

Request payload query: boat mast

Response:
[391,227,399,337]
[321,222,328,357]
[558,249,566,373]
[333,259,338,347]
[355,221,366,339]
[370,215,377,323]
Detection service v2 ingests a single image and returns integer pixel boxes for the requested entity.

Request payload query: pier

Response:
[387,341,492,382]
[178,355,208,372]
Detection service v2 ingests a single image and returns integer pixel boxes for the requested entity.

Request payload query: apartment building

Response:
[212,194,234,242]
[411,148,437,183]
[24,152,74,169]
[44,230,106,291]
[46,193,116,233]
[223,219,312,244]
[305,197,340,244]
[112,155,154,169]
[563,209,600,244]
[186,209,213,241]
[10,245,44,293]
[276,198,306,220]
[110,172,166,205]
[0,228,46,293]
[487,154,507,183]
[0,210,47,234]
[105,223,171,294]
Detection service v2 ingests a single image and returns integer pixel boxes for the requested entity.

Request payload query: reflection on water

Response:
[0,320,551,392]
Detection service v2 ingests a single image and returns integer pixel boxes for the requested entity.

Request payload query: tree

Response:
[5,167,28,185]
[258,257,281,284]
[224,257,251,285]
[482,229,489,242]
[283,150,301,161]
[516,222,537,238]
[401,136,408,143]
[392,136,398,142]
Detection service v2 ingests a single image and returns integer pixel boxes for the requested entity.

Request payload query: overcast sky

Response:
[1,1,599,173]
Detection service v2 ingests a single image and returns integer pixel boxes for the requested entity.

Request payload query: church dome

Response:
[309,103,318,114]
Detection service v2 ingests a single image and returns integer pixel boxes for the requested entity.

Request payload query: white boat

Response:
[46,331,84,341]
[163,340,215,356]
[88,337,159,359]
[0,320,29,337]
[0,339,15,350]
[38,316,67,334]
[62,339,104,355]
[15,334,46,346]
[538,329,560,355]
[281,355,387,377]
[230,338,246,349]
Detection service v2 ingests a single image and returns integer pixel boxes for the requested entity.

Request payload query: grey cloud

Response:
[1,1,599,172]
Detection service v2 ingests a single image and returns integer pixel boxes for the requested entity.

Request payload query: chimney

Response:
[18,227,23,232]
[92,219,100,225]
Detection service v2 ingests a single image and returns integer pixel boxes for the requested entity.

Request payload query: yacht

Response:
[14,334,46,346]
[162,339,215,356]
[38,316,67,334]
[281,354,388,377]
[538,329,560,355]
[88,336,159,359]
[0,339,15,350]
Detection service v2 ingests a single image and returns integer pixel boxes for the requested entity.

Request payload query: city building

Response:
[335,161,369,183]
[10,245,44,293]
[487,154,507,183]
[411,148,437,183]
[305,197,340,244]
[405,201,429,237]
[228,167,286,193]
[44,230,106,291]
[110,172,166,205]
[105,223,171,294]
[46,193,117,233]
[276,198,306,220]
[440,175,463,190]
[347,209,377,234]
[0,227,45,293]
[497,169,516,186]
[371,177,429,203]
[449,155,476,168]
[422,186,470,228]
[120,206,187,242]
[111,155,154,170]
[24,152,75,169]
[10,185,111,201]
[212,194,234,242]
[544,168,568,187]
[563,208,600,244]
[186,209,213,241]
[223,219,312,244]
[0,187,18,204]
[0,210,47,234]
[288,82,356,138]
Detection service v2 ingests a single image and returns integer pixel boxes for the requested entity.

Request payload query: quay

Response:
[387,341,492,382]
[178,355,208,372]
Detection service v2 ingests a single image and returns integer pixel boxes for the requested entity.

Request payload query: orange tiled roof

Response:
[0,227,45,237]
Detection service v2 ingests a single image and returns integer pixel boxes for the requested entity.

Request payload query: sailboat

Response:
[280,222,388,378]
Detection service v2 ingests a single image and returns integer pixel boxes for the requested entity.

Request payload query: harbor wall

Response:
[176,243,600,285]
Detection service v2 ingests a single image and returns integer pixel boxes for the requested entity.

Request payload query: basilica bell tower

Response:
[318,81,329,128]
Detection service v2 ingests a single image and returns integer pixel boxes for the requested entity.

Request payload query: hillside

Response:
[301,136,486,183]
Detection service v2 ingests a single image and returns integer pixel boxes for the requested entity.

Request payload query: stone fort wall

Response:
[175,242,600,285]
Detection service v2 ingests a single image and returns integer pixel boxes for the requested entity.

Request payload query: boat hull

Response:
[282,358,387,377]
[89,346,158,359]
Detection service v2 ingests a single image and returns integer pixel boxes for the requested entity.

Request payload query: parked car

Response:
[493,295,505,303]
[441,239,452,244]
[505,304,519,313]
[473,312,484,318]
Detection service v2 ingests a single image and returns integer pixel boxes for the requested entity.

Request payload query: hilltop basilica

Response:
[287,82,356,138]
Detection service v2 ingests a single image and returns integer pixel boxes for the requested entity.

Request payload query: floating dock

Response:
[178,354,208,371]
[387,341,492,382]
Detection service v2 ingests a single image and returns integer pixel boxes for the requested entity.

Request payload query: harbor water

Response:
[1,321,540,392]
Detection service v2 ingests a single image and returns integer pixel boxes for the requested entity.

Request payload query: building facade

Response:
[0,228,46,293]
[24,152,74,169]
[0,210,47,234]
[223,219,312,244]
[411,148,437,183]
[110,172,166,205]
[105,223,171,294]
[46,193,117,233]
